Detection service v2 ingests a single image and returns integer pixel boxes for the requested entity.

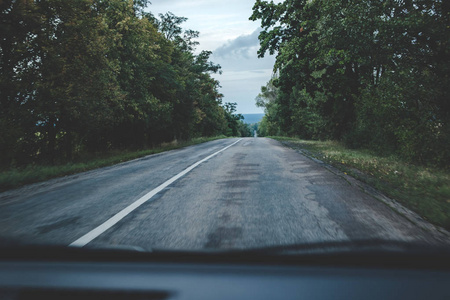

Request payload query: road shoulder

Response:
[275,138,450,244]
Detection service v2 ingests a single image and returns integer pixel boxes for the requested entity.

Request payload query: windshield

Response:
[0,0,449,255]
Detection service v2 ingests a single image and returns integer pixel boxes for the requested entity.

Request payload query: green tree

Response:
[0,0,42,167]
[251,0,450,166]
[0,0,230,169]
[223,102,249,137]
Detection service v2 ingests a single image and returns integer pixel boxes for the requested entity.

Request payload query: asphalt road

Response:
[0,138,447,250]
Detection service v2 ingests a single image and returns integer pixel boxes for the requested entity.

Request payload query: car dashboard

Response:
[0,245,449,300]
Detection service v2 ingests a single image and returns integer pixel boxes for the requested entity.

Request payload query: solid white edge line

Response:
[69,138,243,247]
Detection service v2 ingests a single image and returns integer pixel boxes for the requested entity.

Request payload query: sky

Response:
[146,0,277,114]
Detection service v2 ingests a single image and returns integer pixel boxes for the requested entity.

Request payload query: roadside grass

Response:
[0,136,227,192]
[269,136,450,231]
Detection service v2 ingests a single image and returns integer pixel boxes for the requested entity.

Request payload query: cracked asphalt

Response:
[0,137,447,250]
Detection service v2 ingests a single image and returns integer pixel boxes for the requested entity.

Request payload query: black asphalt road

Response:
[0,138,447,249]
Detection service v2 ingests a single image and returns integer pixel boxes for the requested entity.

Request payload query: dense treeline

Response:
[0,0,250,169]
[252,0,449,167]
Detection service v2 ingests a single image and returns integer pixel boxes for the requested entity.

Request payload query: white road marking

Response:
[69,139,242,247]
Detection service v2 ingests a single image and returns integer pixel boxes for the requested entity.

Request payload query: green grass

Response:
[269,136,450,230]
[0,136,227,192]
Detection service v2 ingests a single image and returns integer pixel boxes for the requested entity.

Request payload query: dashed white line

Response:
[69,139,242,247]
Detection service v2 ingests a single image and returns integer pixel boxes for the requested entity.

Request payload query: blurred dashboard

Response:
[1,248,450,300]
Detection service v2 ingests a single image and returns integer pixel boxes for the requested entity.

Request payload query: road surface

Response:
[0,138,447,250]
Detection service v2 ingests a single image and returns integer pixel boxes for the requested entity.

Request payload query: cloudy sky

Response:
[146,0,277,114]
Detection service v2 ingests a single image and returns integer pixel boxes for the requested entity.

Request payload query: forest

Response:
[0,0,250,169]
[252,0,449,167]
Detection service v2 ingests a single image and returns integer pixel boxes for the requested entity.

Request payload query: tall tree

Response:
[251,0,450,165]
[0,0,230,168]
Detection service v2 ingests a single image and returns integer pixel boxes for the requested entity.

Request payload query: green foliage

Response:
[255,77,282,136]
[251,0,450,167]
[222,102,252,137]
[0,0,230,170]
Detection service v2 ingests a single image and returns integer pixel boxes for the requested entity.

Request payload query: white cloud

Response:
[213,28,261,59]
[148,0,258,52]
[146,0,276,113]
